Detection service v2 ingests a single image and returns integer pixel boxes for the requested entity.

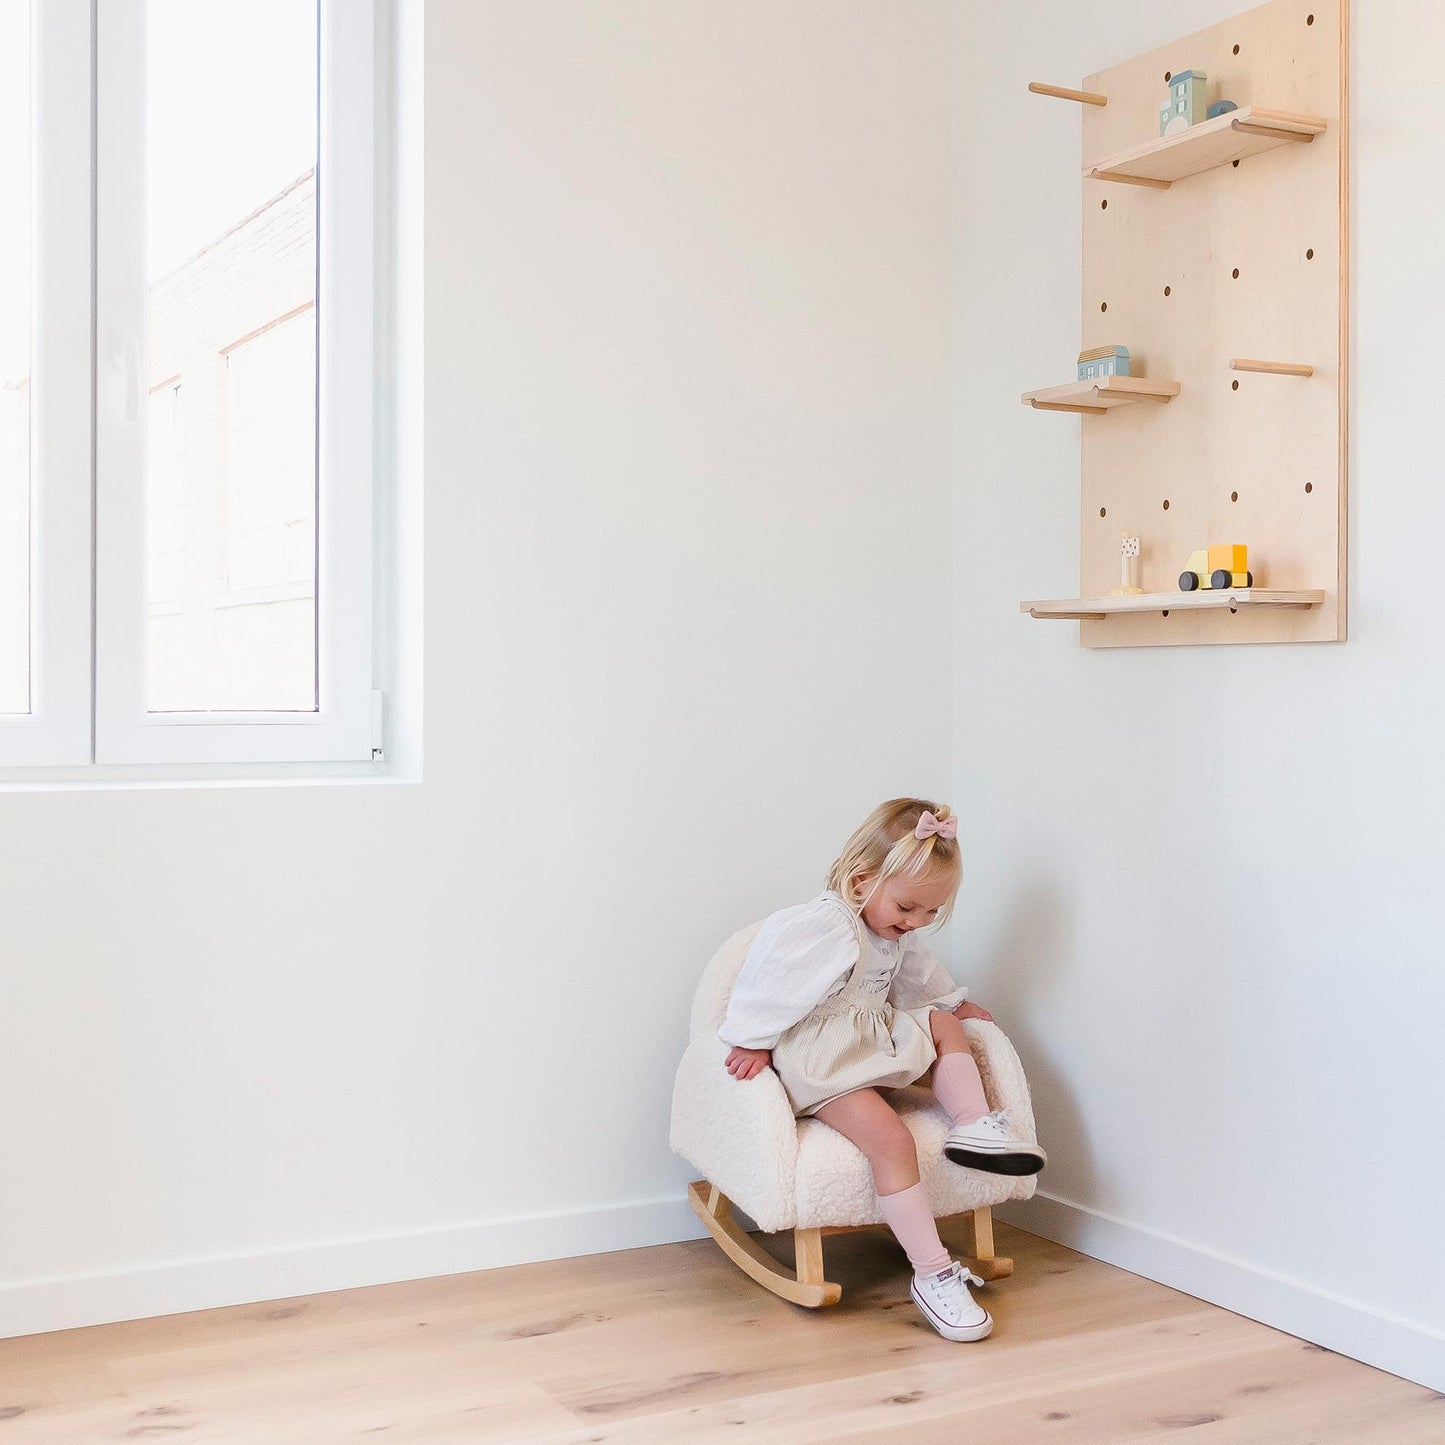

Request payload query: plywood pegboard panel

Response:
[1070,0,1347,648]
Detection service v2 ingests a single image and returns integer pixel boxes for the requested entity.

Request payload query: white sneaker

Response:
[944,1110,1047,1176]
[910,1261,992,1342]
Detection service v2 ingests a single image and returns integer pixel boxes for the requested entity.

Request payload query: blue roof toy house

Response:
[1159,70,1207,136]
[1077,345,1131,382]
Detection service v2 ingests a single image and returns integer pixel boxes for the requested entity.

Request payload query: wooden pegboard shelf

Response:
[1084,105,1327,188]
[1021,376,1182,415]
[1021,589,1326,621]
[1054,0,1348,649]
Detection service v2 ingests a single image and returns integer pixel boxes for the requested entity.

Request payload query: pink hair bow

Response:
[915,810,957,841]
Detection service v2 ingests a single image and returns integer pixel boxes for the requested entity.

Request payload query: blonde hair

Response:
[826,797,962,927]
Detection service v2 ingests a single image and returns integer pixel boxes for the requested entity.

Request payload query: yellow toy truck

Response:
[1178,543,1253,592]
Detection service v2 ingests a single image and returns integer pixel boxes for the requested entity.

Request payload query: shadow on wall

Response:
[981,878,1096,1201]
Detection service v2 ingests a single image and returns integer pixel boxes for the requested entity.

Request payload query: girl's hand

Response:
[725,1046,772,1081]
[953,1000,994,1023]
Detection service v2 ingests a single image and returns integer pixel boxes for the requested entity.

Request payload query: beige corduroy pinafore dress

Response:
[771,923,939,1117]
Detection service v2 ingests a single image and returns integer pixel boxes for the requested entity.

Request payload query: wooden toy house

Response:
[1077,345,1131,381]
[1159,69,1208,135]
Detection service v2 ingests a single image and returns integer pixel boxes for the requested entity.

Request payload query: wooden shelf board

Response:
[1021,376,1181,414]
[1084,106,1328,187]
[1021,589,1326,620]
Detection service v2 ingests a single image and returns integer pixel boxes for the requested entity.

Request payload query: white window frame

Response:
[0,0,93,766]
[90,0,377,765]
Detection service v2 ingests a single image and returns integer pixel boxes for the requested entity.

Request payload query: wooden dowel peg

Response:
[1029,82,1108,107]
[1085,167,1172,190]
[1230,358,1315,377]
[1029,400,1108,415]
[1231,118,1316,142]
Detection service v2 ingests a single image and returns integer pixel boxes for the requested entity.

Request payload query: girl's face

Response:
[857,866,958,940]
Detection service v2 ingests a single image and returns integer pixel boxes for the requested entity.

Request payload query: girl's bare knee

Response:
[817,1092,920,1185]
[930,1008,967,1053]
[871,1115,918,1171]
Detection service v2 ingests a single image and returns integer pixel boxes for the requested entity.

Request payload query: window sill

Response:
[0,759,418,792]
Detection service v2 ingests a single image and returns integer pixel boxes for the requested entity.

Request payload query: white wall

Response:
[0,0,953,1335]
[952,0,1445,1391]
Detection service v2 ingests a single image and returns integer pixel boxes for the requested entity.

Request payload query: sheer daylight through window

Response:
[0,0,384,770]
[0,0,32,716]
[144,0,319,714]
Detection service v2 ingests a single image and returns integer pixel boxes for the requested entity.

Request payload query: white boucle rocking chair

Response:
[670,922,1041,1307]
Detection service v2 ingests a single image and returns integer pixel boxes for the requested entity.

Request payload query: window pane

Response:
[145,0,318,713]
[0,0,31,715]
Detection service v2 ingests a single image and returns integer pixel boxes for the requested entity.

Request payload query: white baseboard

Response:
[0,1196,708,1341]
[997,1190,1445,1395]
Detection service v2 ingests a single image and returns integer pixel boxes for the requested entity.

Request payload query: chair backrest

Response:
[689,922,763,1041]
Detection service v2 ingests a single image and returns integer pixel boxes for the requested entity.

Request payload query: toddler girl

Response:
[719,797,1044,1342]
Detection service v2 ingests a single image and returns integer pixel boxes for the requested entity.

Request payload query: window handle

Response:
[106,330,142,424]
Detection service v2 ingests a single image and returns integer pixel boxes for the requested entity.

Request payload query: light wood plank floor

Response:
[0,1222,1438,1443]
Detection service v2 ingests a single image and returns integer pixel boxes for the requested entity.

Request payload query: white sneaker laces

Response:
[933,1261,986,1290]
[976,1109,1014,1137]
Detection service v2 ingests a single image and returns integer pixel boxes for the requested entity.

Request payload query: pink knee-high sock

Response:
[933,1050,989,1126]
[879,1182,951,1277]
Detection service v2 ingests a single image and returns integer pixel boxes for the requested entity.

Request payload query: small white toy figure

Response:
[1109,534,1143,596]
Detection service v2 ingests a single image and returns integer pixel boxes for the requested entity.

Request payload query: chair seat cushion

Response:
[792,1086,1036,1229]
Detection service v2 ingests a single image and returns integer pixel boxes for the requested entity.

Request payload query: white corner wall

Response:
[9,0,1439,1395]
[0,0,952,1336]
[952,0,1445,1391]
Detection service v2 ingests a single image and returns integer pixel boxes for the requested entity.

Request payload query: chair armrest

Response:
[669,1034,799,1234]
[964,1019,1039,1145]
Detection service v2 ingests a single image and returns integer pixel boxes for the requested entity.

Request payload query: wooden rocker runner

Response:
[670,923,1040,1307]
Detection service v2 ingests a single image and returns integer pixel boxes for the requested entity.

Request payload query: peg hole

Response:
[1099,507,1107,517]
[1307,13,1315,25]
[1100,301,1108,312]
[1162,610,1170,617]
[1101,198,1108,210]
[1306,247,1315,259]
[1163,285,1172,296]
[1305,482,1313,494]
[1231,491,1239,502]
[1232,267,1240,279]
[1164,71,1172,83]
[1230,607,1239,614]
[1162,499,1170,511]
[1232,159,1241,168]
[1232,43,1240,55]
[1232,380,1240,391]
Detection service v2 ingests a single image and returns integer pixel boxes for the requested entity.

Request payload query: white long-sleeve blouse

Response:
[718,891,968,1051]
